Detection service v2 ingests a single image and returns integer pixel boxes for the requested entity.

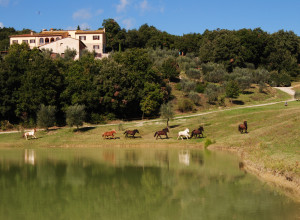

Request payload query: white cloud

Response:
[79,23,91,30]
[122,18,134,30]
[0,0,9,6]
[0,22,3,28]
[116,0,129,13]
[72,9,92,20]
[139,0,150,13]
[96,9,104,15]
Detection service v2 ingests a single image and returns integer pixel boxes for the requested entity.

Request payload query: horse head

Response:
[199,126,204,131]
[185,128,189,133]
[163,128,169,133]
[244,121,247,128]
[134,129,139,133]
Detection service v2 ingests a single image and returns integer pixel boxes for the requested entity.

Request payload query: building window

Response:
[50,38,55,42]
[93,35,100,40]
[56,37,60,41]
[79,36,86,41]
[30,39,35,44]
[12,40,18,44]
[45,38,49,43]
[93,45,100,50]
[39,38,44,44]
[22,40,28,44]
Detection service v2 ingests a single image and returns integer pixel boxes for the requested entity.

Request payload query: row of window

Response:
[79,35,100,41]
[12,39,36,44]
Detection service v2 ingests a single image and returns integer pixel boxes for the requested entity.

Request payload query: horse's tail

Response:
[191,131,194,138]
[154,132,157,137]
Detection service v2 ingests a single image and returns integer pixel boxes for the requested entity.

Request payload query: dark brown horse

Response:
[238,121,248,133]
[124,129,140,138]
[154,128,169,140]
[191,126,204,138]
[102,130,117,139]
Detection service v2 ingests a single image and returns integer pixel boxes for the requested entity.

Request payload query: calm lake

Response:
[0,147,299,220]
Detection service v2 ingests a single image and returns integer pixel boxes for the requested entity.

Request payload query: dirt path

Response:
[274,86,295,97]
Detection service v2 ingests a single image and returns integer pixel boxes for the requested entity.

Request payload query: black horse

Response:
[191,126,204,138]
[238,121,248,133]
[154,128,169,140]
[124,129,140,138]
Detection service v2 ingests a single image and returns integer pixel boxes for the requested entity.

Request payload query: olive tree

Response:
[159,102,174,128]
[66,104,86,131]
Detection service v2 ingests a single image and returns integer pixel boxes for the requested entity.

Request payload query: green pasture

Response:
[1,100,299,178]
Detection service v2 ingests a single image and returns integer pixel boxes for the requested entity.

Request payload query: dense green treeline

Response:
[1,19,300,126]
[0,44,171,125]
[102,19,300,76]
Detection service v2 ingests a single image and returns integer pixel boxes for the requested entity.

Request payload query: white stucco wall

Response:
[39,37,81,60]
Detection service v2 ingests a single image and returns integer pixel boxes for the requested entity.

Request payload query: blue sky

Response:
[0,0,299,36]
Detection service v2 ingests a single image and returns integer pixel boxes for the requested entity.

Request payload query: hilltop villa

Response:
[9,28,107,59]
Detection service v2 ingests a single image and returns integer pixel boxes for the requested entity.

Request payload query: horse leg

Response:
[166,134,169,139]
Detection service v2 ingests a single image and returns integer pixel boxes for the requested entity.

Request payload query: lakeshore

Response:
[1,99,299,202]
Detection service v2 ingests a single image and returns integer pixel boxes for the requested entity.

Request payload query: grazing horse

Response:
[154,128,169,140]
[23,128,37,140]
[191,126,204,138]
[238,121,248,133]
[102,130,117,139]
[124,129,140,138]
[177,128,190,140]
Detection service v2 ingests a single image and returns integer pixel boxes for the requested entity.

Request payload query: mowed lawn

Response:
[1,100,299,177]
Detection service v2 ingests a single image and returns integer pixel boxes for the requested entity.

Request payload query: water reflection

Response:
[0,148,298,220]
[24,149,35,165]
[178,150,190,165]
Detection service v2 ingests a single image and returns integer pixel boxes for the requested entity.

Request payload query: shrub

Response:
[37,104,57,130]
[186,68,201,79]
[0,120,14,131]
[178,99,195,112]
[294,91,300,101]
[180,78,196,93]
[204,84,220,103]
[188,91,201,105]
[195,83,206,93]
[204,138,215,148]
[225,80,240,99]
[204,68,226,83]
[90,113,106,124]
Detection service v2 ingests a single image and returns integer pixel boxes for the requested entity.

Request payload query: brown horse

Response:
[238,121,248,133]
[191,126,204,138]
[154,128,169,140]
[124,129,140,138]
[102,130,117,139]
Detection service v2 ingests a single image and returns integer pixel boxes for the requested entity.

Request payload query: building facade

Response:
[9,28,107,59]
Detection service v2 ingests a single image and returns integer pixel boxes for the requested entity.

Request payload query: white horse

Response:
[23,128,37,140]
[177,128,190,140]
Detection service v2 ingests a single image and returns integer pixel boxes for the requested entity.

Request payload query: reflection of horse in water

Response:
[191,126,204,138]
[23,128,37,140]
[124,129,140,138]
[177,128,190,140]
[179,150,190,166]
[102,130,117,139]
[154,128,169,139]
[24,149,35,165]
[238,121,248,133]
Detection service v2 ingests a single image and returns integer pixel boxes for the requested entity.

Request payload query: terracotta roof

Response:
[10,33,64,38]
[75,30,104,34]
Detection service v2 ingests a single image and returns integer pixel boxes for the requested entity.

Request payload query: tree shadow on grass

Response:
[170,125,180,129]
[232,100,245,105]
[242,91,254,95]
[77,127,96,132]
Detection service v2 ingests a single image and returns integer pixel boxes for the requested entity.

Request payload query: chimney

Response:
[50,28,53,31]
[30,30,34,35]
